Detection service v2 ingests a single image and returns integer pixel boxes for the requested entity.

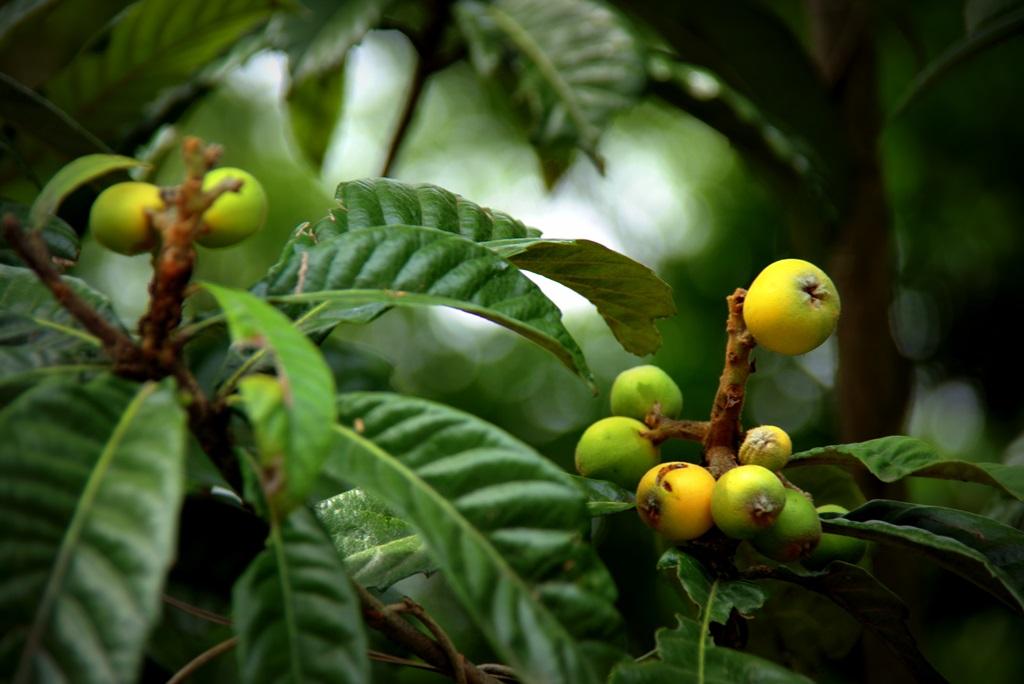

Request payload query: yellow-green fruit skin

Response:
[88,182,163,255]
[610,365,683,420]
[636,462,716,542]
[197,167,267,248]
[802,504,867,570]
[743,258,840,355]
[574,416,660,489]
[738,425,792,471]
[710,465,787,539]
[752,490,822,562]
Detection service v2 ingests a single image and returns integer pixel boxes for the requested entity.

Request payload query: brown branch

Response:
[703,288,757,477]
[166,636,238,684]
[357,583,501,684]
[162,594,232,626]
[644,417,710,445]
[380,0,453,177]
[2,214,144,373]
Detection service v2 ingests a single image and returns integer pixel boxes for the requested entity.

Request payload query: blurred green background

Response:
[3,0,1023,682]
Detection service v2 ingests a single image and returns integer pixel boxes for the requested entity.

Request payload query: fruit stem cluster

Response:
[703,288,757,477]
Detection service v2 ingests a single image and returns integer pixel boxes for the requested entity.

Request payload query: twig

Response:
[356,583,500,684]
[162,594,232,626]
[166,636,238,684]
[644,416,710,445]
[380,0,453,177]
[703,288,756,477]
[2,214,143,373]
[393,598,468,684]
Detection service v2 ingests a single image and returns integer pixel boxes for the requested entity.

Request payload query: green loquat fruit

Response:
[574,416,659,489]
[752,489,822,562]
[88,181,163,255]
[710,464,787,539]
[610,365,683,420]
[802,504,867,570]
[197,167,267,248]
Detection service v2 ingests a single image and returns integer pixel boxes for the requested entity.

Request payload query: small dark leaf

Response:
[0,263,122,378]
[823,500,1024,613]
[0,201,80,265]
[569,475,636,516]
[611,616,813,684]
[315,489,435,589]
[0,73,108,157]
[486,237,676,356]
[748,563,947,683]
[789,436,1024,502]
[659,549,766,626]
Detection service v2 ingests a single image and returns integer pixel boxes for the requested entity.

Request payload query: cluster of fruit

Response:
[88,167,267,255]
[575,260,865,569]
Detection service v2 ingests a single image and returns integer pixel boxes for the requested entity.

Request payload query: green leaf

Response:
[204,284,336,511]
[610,616,812,684]
[264,225,594,387]
[29,153,145,230]
[617,0,848,211]
[0,375,187,682]
[780,464,866,511]
[0,263,122,377]
[326,391,621,683]
[486,238,676,356]
[455,0,645,171]
[0,1,133,89]
[0,73,108,157]
[892,5,1024,116]
[822,500,1024,613]
[569,475,635,516]
[46,0,284,137]
[749,563,947,683]
[658,549,766,626]
[271,0,390,83]
[966,0,1022,33]
[286,66,346,171]
[315,489,435,589]
[1,201,80,265]
[789,436,1024,502]
[233,507,369,684]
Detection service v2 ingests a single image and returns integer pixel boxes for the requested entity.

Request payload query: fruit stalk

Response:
[703,288,757,476]
[138,138,242,368]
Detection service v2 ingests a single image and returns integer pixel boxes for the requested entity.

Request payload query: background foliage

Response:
[2,0,1023,682]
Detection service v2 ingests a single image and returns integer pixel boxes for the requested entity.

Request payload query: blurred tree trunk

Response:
[808,2,920,682]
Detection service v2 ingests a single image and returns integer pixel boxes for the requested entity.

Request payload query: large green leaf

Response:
[789,436,1024,502]
[29,153,145,230]
[0,263,122,377]
[232,507,369,684]
[456,0,644,173]
[324,392,621,683]
[891,5,1024,115]
[1,201,80,265]
[0,1,133,89]
[610,616,812,684]
[658,549,766,627]
[822,500,1024,613]
[263,225,594,387]
[748,563,947,683]
[617,0,848,211]
[0,73,108,157]
[46,0,283,137]
[486,237,676,356]
[0,375,187,682]
[314,488,435,590]
[204,284,336,511]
